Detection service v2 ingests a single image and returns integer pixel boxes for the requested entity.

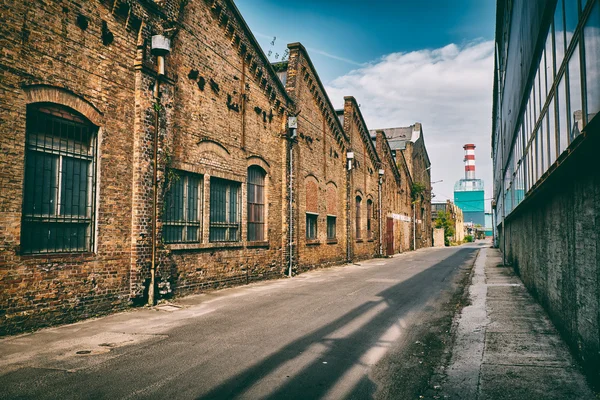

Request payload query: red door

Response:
[386,218,394,256]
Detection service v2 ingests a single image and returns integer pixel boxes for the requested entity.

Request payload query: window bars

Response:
[163,171,202,243]
[21,104,98,254]
[209,178,241,242]
[247,166,266,241]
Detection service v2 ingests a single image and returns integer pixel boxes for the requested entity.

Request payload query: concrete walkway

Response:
[445,247,595,400]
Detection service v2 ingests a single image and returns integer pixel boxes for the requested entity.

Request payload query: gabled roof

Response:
[369,126,413,151]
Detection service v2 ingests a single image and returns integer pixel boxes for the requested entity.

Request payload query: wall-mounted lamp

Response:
[151,35,171,76]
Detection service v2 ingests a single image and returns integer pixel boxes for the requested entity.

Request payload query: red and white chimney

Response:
[464,144,476,180]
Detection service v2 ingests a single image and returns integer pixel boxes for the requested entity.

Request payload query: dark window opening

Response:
[327,216,336,239]
[306,213,317,240]
[163,171,202,243]
[355,196,362,239]
[247,166,266,241]
[209,178,241,242]
[21,104,98,254]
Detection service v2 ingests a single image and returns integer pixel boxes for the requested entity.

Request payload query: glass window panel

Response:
[584,1,600,121]
[533,75,539,122]
[306,214,317,240]
[555,0,567,70]
[565,0,579,47]
[546,25,555,91]
[327,216,336,239]
[548,97,557,165]
[209,178,240,242]
[568,44,583,140]
[557,75,569,153]
[61,157,90,217]
[24,151,58,216]
[541,51,548,104]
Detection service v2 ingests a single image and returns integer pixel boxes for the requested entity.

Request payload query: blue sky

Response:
[236,0,497,211]
[236,0,495,81]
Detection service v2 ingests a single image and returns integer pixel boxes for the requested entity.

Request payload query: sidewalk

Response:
[444,247,595,400]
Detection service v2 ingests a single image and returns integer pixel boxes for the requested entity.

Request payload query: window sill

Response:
[20,252,96,260]
[246,241,270,248]
[355,239,364,243]
[305,239,321,246]
[326,239,338,245]
[367,239,375,242]
[167,242,243,251]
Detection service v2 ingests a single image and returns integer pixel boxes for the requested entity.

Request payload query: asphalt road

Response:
[0,244,481,400]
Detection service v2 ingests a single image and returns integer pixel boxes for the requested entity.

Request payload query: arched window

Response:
[355,196,362,239]
[21,103,98,253]
[367,199,373,239]
[247,166,266,241]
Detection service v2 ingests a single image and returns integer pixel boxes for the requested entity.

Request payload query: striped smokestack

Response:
[464,144,476,180]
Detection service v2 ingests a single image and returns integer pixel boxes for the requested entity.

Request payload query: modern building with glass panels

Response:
[492,0,600,381]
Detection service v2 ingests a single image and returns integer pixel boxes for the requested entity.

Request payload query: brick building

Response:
[0,0,427,335]
[371,124,433,249]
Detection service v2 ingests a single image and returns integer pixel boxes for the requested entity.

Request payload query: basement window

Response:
[21,104,98,254]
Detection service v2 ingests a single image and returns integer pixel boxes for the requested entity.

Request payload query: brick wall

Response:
[0,0,180,334]
[0,0,425,335]
[343,97,379,260]
[284,43,349,271]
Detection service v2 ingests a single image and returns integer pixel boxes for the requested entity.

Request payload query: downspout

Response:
[346,151,354,263]
[378,168,384,256]
[288,137,294,277]
[148,35,171,306]
[413,203,416,251]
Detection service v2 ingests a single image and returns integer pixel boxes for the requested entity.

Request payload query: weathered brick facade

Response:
[341,97,380,261]
[283,43,349,271]
[0,0,429,335]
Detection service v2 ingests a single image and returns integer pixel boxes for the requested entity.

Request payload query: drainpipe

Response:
[413,204,416,251]
[148,35,171,306]
[378,168,384,256]
[346,151,354,262]
[288,139,293,277]
[287,115,298,278]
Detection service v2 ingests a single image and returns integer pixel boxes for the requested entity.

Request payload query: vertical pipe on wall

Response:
[288,136,294,278]
[378,172,383,256]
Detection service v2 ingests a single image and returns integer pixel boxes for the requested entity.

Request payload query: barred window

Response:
[163,171,202,243]
[21,104,98,254]
[306,213,317,240]
[355,196,362,239]
[247,166,266,241]
[209,178,241,242]
[327,216,336,239]
[367,199,373,239]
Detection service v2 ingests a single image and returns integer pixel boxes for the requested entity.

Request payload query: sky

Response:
[236,0,497,211]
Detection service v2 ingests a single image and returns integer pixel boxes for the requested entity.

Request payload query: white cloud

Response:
[325,40,495,211]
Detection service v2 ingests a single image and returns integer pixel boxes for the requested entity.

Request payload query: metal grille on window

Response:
[247,166,266,241]
[163,171,202,243]
[355,196,362,239]
[367,199,373,239]
[306,213,317,240]
[209,178,241,242]
[21,104,98,254]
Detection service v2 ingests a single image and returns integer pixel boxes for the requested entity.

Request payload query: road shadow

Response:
[198,247,478,399]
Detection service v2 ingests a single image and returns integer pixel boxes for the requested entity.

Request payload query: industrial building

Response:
[492,0,600,382]
[454,144,485,227]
